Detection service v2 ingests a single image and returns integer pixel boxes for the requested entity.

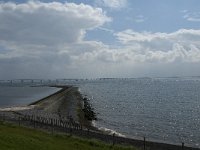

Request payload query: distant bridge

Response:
[0,79,83,84]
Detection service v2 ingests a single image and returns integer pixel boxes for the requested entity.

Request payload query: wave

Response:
[98,127,126,137]
[92,120,126,137]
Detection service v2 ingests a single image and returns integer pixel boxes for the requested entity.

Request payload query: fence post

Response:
[28,115,30,125]
[80,124,82,134]
[0,113,2,121]
[182,142,184,150]
[87,128,90,135]
[34,115,36,128]
[70,127,72,136]
[143,137,146,150]
[56,119,58,126]
[3,113,5,121]
[51,118,54,134]
[18,116,21,126]
[112,133,115,146]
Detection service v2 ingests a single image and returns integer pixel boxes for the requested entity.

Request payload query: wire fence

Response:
[0,111,199,150]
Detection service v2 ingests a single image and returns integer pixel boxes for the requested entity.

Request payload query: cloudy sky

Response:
[0,0,200,79]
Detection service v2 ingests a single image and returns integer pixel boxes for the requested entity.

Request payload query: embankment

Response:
[0,86,199,150]
[28,86,94,128]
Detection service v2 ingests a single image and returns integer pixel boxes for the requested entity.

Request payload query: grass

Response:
[0,121,137,150]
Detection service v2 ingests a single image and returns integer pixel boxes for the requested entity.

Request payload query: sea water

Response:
[0,86,61,107]
[1,78,200,148]
[76,78,200,148]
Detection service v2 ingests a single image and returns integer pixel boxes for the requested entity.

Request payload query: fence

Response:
[0,111,198,150]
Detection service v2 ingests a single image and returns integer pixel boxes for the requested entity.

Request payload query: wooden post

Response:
[80,124,82,135]
[51,118,53,134]
[34,115,36,128]
[112,133,115,146]
[31,115,33,125]
[18,116,21,126]
[70,127,72,136]
[182,142,184,150]
[3,113,5,121]
[144,137,146,150]
[87,128,90,135]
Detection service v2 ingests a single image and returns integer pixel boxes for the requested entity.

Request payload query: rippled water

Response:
[0,86,61,107]
[1,78,200,148]
[77,78,200,148]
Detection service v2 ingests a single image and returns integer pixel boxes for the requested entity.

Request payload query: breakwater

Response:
[0,85,199,150]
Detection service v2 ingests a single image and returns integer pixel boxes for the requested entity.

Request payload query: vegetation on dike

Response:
[0,121,137,150]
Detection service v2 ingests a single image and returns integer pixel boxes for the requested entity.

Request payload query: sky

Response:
[0,0,200,79]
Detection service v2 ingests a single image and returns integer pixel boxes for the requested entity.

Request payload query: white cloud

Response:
[1,1,200,79]
[97,27,114,33]
[183,11,200,22]
[96,0,127,9]
[0,1,112,79]
[115,29,200,63]
[0,1,111,46]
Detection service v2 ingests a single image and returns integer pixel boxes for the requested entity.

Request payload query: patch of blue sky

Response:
[107,0,200,32]
[85,28,118,46]
[7,0,200,44]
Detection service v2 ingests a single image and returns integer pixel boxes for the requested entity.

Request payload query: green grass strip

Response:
[0,121,137,150]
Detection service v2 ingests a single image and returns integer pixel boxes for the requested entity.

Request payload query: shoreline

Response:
[0,85,199,150]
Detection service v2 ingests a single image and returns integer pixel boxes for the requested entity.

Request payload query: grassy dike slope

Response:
[0,121,137,150]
